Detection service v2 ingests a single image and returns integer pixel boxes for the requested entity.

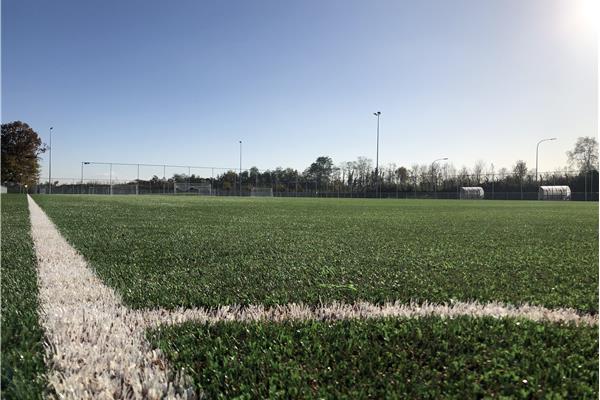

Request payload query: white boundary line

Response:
[27,195,597,398]
[140,300,598,327]
[28,196,196,399]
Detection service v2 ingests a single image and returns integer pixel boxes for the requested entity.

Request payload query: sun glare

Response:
[575,0,599,32]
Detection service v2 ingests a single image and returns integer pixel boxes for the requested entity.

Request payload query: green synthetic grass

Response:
[148,316,598,399]
[33,195,598,312]
[1,194,47,399]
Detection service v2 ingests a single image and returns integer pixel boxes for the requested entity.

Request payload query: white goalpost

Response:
[250,187,274,197]
[174,182,213,195]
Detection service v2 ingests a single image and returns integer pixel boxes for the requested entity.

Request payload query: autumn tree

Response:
[1,121,46,186]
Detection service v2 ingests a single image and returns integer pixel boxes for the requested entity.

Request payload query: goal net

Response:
[174,182,212,195]
[111,184,138,195]
[250,187,274,197]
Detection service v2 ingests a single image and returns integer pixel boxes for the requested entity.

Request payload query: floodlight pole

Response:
[491,163,495,200]
[239,140,242,195]
[81,162,90,194]
[48,127,53,194]
[431,158,448,197]
[535,138,557,182]
[373,112,381,198]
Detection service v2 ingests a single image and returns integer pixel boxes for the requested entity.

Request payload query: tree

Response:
[395,166,408,185]
[567,136,599,173]
[473,160,486,184]
[304,156,333,189]
[345,161,355,186]
[1,121,46,186]
[355,157,373,186]
[149,175,163,184]
[513,160,528,180]
[498,167,508,180]
[457,166,470,185]
[384,163,397,184]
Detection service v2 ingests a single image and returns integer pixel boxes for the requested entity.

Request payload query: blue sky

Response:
[2,0,597,181]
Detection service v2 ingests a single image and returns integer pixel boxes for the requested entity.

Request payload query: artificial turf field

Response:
[33,195,598,312]
[4,194,599,398]
[1,195,46,399]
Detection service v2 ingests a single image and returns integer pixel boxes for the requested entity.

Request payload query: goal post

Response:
[111,183,138,195]
[250,187,273,197]
[174,182,213,195]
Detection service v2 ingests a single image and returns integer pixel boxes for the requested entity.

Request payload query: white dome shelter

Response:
[538,186,571,200]
[460,187,484,200]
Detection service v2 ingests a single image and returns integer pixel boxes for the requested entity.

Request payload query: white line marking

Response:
[28,196,196,399]
[141,300,598,327]
[28,195,597,398]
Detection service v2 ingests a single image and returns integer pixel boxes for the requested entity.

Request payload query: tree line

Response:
[2,121,598,195]
[189,138,598,195]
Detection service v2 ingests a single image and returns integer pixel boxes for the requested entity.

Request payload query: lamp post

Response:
[163,165,166,194]
[48,127,53,194]
[373,111,381,198]
[239,140,243,195]
[536,138,557,182]
[491,163,495,200]
[431,157,448,196]
[81,162,90,194]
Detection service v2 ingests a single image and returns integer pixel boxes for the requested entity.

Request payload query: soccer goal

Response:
[250,187,273,197]
[174,182,213,195]
[111,184,138,195]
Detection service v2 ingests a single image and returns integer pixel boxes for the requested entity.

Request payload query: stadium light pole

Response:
[109,163,113,195]
[373,111,381,198]
[239,140,242,195]
[81,162,90,194]
[431,157,448,196]
[48,127,53,194]
[536,138,557,182]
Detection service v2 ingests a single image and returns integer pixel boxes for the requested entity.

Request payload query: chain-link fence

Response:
[25,168,600,201]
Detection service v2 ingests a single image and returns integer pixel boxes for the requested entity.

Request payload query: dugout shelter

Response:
[459,187,484,200]
[538,186,571,200]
